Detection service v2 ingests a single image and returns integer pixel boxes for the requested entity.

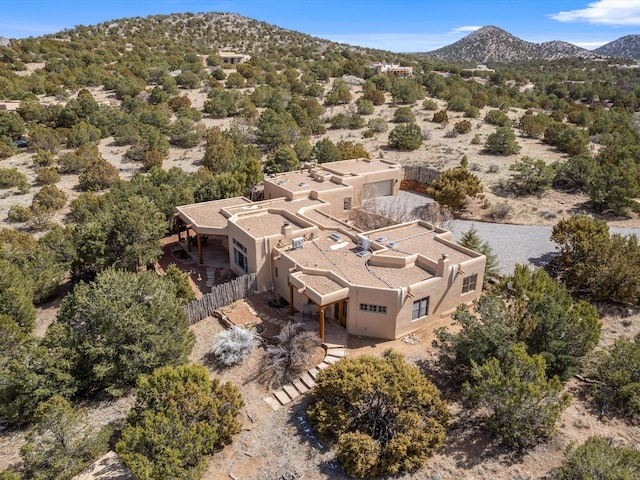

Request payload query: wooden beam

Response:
[176,217,181,242]
[319,307,325,342]
[196,234,203,265]
[289,283,295,317]
[186,226,192,252]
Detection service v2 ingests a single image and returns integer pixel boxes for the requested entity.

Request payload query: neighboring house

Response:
[175,159,485,340]
[0,37,11,47]
[218,51,251,65]
[370,62,413,77]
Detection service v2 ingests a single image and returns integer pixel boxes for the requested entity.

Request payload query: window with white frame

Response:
[412,297,429,321]
[233,238,248,273]
[462,274,477,294]
[359,303,387,314]
[343,197,352,210]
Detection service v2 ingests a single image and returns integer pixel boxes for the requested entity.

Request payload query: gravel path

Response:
[452,220,640,274]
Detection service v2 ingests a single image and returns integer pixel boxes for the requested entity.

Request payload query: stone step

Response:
[274,390,290,406]
[263,396,282,411]
[282,384,300,401]
[324,356,341,364]
[308,368,320,379]
[326,348,346,358]
[299,372,316,389]
[316,362,331,370]
[292,379,309,394]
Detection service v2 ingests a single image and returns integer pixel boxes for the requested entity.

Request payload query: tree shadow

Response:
[528,251,558,269]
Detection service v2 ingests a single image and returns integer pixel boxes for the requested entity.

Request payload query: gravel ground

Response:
[452,220,640,275]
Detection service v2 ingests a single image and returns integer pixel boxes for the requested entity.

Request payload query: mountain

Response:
[594,35,640,60]
[422,26,602,63]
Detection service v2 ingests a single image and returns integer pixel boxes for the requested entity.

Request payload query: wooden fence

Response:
[183,273,257,325]
[403,165,440,184]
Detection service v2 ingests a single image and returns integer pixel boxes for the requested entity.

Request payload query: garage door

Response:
[363,180,392,199]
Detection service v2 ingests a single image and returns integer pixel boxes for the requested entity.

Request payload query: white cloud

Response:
[314,32,453,52]
[449,25,483,33]
[573,40,610,48]
[549,0,640,26]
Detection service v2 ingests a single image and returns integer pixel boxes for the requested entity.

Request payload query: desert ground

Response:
[1,70,640,480]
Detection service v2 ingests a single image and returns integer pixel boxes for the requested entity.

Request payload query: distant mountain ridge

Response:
[595,35,640,60]
[421,26,603,63]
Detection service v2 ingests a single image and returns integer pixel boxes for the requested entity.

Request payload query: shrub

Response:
[347,114,365,130]
[507,156,554,196]
[35,167,61,186]
[489,200,512,219]
[164,263,195,305]
[258,322,318,388]
[20,396,112,480]
[213,326,259,366]
[142,149,163,171]
[484,127,521,155]
[0,168,29,193]
[471,134,482,145]
[308,351,448,478]
[553,154,599,192]
[356,98,374,115]
[454,120,472,134]
[426,168,483,212]
[432,110,449,125]
[464,105,480,118]
[78,159,120,191]
[7,205,32,223]
[466,343,571,449]
[329,113,349,129]
[392,106,415,123]
[388,123,423,151]
[32,150,55,167]
[367,118,388,133]
[117,365,243,480]
[337,140,370,160]
[551,215,640,305]
[422,98,438,110]
[589,334,640,422]
[484,109,511,126]
[32,185,66,211]
[553,436,640,480]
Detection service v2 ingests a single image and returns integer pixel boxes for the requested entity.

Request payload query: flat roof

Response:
[369,223,473,265]
[321,159,400,176]
[234,211,305,238]
[176,197,251,229]
[265,171,349,193]
[281,222,476,289]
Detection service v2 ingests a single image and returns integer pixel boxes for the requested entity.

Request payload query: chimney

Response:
[281,220,293,239]
[436,253,450,277]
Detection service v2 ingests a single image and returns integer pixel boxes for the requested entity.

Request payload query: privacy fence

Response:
[403,165,440,184]
[183,273,257,325]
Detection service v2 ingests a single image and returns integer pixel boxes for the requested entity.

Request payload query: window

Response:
[359,303,387,314]
[462,274,478,294]
[275,267,278,278]
[233,238,248,273]
[412,297,429,321]
[343,197,352,210]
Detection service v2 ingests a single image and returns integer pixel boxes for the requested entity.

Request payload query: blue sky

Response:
[1,0,639,52]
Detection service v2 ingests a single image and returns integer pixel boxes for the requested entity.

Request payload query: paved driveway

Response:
[452,220,640,275]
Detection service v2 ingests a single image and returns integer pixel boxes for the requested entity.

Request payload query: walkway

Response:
[241,303,349,411]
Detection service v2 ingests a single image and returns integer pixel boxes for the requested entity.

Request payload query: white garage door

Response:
[363,180,393,199]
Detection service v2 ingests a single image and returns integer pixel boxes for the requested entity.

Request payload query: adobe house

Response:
[218,51,251,65]
[175,159,485,340]
[370,62,413,77]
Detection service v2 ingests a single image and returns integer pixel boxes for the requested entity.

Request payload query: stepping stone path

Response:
[262,323,348,410]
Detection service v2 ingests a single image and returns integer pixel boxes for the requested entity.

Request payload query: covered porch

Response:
[288,272,349,342]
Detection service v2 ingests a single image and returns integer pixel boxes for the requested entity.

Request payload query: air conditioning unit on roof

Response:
[357,235,370,251]
[291,237,304,250]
